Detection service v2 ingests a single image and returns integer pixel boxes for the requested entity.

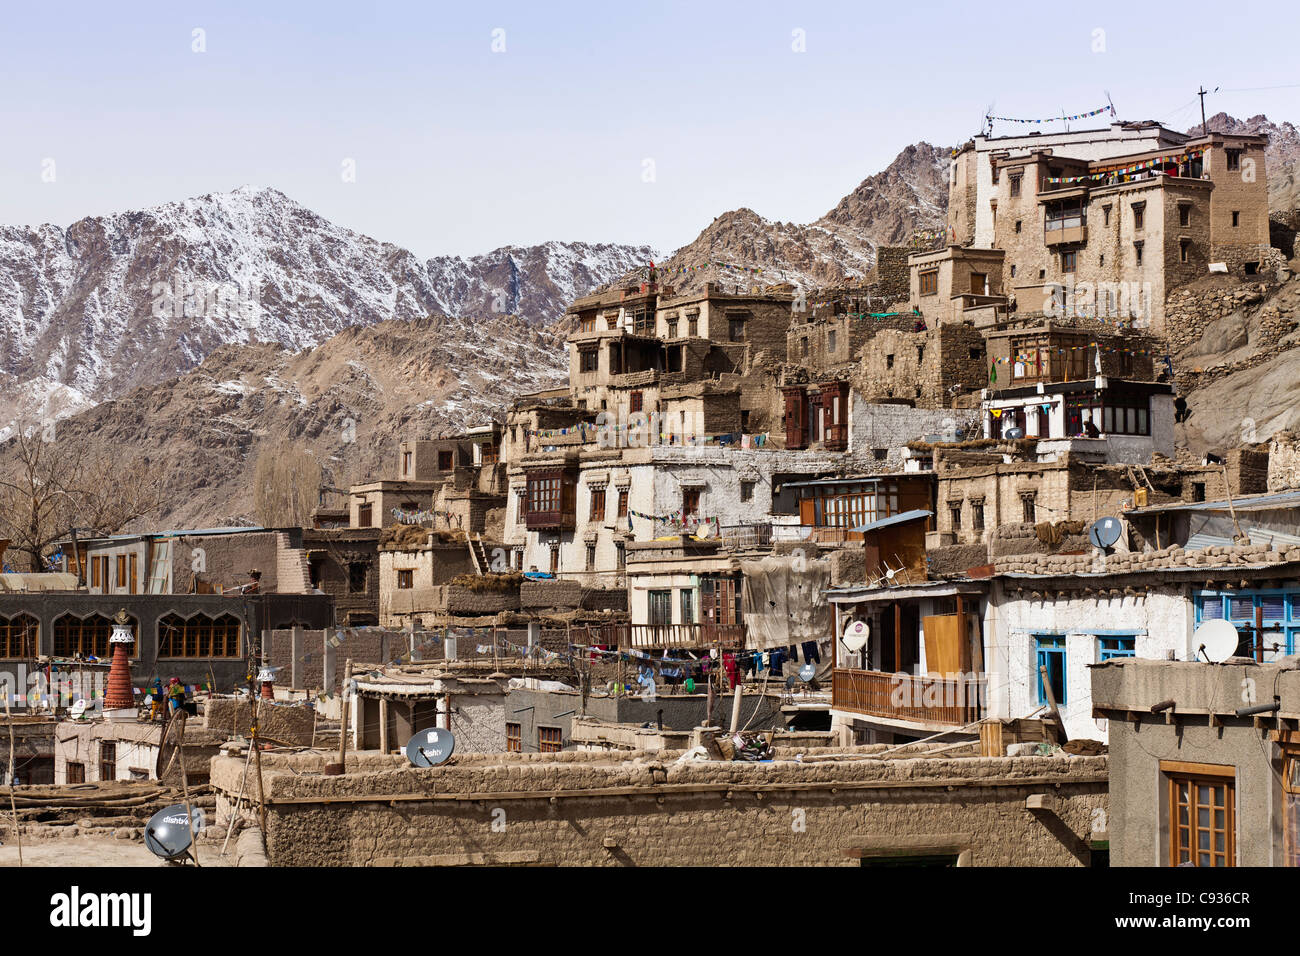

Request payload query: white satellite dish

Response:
[841,619,869,653]
[696,522,713,539]
[69,699,88,720]
[1194,619,1241,664]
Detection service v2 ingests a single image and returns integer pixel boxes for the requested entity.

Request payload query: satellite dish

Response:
[1194,619,1241,664]
[405,727,456,767]
[696,522,712,539]
[798,663,816,682]
[1004,427,1025,440]
[69,699,88,719]
[841,619,869,653]
[143,804,203,861]
[1088,517,1123,549]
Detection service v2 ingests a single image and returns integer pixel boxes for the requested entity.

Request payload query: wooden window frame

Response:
[506,722,522,753]
[918,270,939,297]
[0,614,38,659]
[682,488,701,515]
[1283,747,1300,866]
[52,614,134,660]
[397,569,414,590]
[1161,760,1235,867]
[157,613,240,658]
[538,726,563,753]
[589,487,606,521]
[100,742,116,782]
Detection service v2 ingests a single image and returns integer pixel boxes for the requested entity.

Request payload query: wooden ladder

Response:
[467,533,489,575]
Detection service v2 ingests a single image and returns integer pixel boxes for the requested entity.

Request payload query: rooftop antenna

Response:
[1104,90,1116,120]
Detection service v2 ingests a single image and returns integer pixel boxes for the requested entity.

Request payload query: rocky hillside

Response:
[28,314,567,529]
[632,142,950,295]
[0,186,653,404]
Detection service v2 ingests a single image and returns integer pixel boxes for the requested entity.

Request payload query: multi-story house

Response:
[928,120,1274,332]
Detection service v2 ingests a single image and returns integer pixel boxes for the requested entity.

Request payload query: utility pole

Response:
[1197,86,1209,135]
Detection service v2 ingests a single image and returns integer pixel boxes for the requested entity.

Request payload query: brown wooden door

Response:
[783,388,807,449]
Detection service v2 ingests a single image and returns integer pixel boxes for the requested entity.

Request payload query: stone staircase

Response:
[275,533,313,593]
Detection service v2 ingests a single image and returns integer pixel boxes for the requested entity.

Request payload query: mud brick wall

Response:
[211,751,1108,867]
[520,579,582,609]
[203,698,317,745]
[447,586,521,614]
[926,543,990,577]
[579,587,627,611]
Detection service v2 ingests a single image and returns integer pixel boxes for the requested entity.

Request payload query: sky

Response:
[3,0,1299,259]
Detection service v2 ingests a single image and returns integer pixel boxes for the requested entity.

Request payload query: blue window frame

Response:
[1035,635,1067,706]
[1098,636,1136,661]
[1195,588,1300,658]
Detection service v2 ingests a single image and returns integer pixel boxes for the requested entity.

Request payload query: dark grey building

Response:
[1093,656,1300,867]
[0,591,333,703]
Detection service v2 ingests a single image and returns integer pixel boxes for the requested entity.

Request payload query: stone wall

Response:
[875,246,911,303]
[1163,280,1271,356]
[203,698,318,745]
[210,750,1108,867]
[994,540,1299,576]
[853,324,987,408]
[1268,431,1300,492]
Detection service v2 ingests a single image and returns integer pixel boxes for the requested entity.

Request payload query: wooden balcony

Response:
[832,668,985,727]
[1044,224,1087,247]
[524,508,576,531]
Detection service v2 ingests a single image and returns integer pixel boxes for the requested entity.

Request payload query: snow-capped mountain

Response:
[0,186,656,402]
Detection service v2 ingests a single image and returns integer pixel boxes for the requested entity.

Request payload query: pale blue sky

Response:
[3,0,1298,257]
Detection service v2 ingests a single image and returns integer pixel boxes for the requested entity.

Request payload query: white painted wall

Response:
[988,579,1192,741]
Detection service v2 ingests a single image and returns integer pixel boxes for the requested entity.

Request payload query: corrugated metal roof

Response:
[1127,489,1300,515]
[850,509,933,534]
[1186,531,1234,550]
[782,476,902,489]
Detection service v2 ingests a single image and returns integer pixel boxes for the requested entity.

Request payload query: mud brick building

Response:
[303,527,381,626]
[60,526,313,596]
[851,323,989,407]
[212,746,1109,866]
[941,120,1276,332]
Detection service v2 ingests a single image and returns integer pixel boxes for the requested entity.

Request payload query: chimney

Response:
[103,609,136,714]
[256,666,276,700]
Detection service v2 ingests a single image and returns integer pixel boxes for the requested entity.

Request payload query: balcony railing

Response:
[718,523,773,550]
[832,668,985,726]
[569,623,745,649]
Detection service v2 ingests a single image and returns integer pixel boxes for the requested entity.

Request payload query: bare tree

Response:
[253,445,322,528]
[0,425,164,572]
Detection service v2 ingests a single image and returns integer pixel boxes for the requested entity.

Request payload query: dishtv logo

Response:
[49,887,151,936]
